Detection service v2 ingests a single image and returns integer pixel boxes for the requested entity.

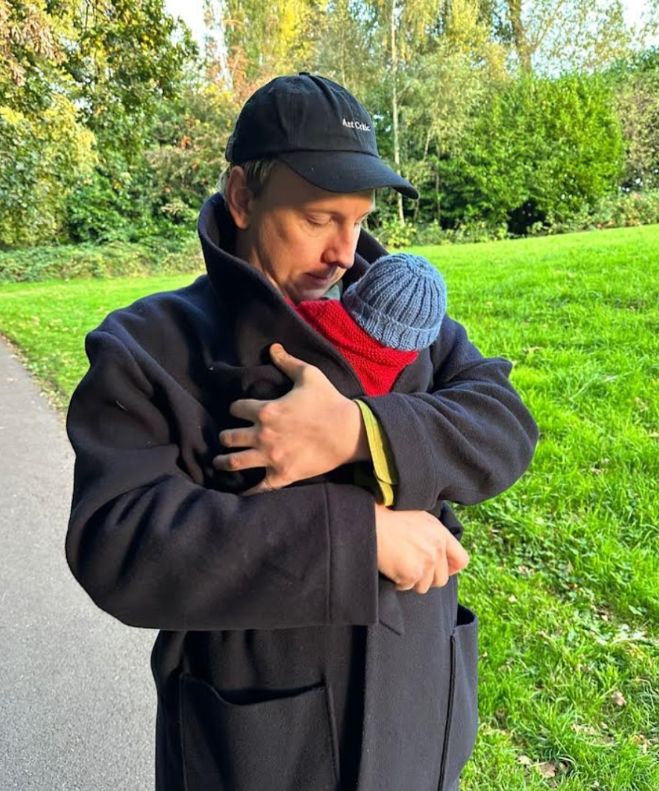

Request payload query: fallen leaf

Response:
[611,690,626,707]
[537,761,557,778]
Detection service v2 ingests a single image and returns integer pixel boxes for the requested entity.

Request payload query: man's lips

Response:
[305,270,337,282]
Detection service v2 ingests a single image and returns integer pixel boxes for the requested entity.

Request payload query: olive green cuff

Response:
[354,399,398,506]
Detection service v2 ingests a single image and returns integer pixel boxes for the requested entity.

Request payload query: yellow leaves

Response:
[0,0,63,67]
[267,0,314,70]
[40,95,96,169]
[445,0,483,46]
[0,90,96,245]
[0,105,26,125]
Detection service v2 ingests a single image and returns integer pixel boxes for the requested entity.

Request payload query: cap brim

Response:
[277,151,419,199]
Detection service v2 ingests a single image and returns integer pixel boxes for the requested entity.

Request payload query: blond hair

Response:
[217,159,280,197]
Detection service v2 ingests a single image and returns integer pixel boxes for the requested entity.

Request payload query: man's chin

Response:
[292,274,339,303]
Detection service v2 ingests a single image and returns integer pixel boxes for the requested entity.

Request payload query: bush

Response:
[412,219,510,246]
[372,218,418,249]
[376,190,659,249]
[610,49,659,191]
[0,237,203,283]
[0,99,95,248]
[437,73,625,234]
[537,189,659,234]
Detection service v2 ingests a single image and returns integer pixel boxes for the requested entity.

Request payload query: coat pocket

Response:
[179,674,340,791]
[438,603,479,790]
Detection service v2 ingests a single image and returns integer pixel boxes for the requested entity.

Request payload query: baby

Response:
[212,253,447,497]
[294,252,447,395]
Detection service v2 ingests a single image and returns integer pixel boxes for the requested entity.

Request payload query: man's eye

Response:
[306,217,327,227]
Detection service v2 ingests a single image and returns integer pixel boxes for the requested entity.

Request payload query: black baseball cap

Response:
[225,72,419,199]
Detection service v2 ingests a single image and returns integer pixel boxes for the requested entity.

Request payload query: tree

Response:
[363,0,448,222]
[0,1,95,246]
[146,71,240,225]
[437,73,624,232]
[483,0,635,75]
[63,0,197,241]
[610,48,659,190]
[311,1,381,98]
[404,0,509,223]
[205,0,317,94]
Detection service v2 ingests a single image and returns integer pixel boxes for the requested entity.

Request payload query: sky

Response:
[164,0,658,50]
[165,0,206,45]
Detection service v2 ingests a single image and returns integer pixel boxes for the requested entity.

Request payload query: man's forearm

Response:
[359,317,538,511]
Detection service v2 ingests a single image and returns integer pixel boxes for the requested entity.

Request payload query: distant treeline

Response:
[1,0,658,251]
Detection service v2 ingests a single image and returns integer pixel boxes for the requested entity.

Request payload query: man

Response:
[65,73,538,790]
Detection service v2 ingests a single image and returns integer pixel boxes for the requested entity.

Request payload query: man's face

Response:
[233,164,375,304]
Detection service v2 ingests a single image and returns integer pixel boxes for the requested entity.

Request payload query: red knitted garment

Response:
[295,300,418,396]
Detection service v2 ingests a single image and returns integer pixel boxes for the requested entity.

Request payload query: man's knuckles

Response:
[257,402,280,423]
[268,446,285,467]
[219,429,246,447]
[257,424,277,446]
[224,452,246,471]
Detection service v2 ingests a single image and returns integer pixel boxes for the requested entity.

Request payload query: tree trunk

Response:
[507,0,532,73]
[390,0,404,223]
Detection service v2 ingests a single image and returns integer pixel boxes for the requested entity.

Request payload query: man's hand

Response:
[212,343,369,494]
[374,504,469,593]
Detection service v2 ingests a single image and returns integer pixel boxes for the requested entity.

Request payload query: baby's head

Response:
[342,253,447,351]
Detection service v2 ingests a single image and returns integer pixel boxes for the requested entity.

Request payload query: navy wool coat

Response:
[65,193,538,790]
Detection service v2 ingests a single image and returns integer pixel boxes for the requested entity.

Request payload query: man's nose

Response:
[324,225,358,268]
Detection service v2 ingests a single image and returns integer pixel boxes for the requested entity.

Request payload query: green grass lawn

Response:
[1,225,657,789]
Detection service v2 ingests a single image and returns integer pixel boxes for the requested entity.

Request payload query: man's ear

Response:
[225,166,253,230]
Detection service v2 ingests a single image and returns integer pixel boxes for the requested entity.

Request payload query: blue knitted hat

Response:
[342,253,447,351]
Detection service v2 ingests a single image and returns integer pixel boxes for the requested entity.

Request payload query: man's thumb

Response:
[270,343,306,381]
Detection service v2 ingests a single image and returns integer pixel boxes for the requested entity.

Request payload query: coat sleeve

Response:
[65,328,378,632]
[360,316,539,511]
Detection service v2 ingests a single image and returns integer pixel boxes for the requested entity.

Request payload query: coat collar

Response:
[197,192,389,395]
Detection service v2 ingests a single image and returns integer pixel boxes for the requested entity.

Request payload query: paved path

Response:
[0,339,155,790]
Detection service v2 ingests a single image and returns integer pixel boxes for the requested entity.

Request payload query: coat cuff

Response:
[354,399,398,506]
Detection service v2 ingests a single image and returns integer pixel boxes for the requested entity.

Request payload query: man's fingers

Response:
[432,551,450,588]
[395,580,415,591]
[219,427,257,448]
[229,398,268,422]
[415,562,437,594]
[445,534,470,575]
[269,343,308,382]
[212,449,265,472]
